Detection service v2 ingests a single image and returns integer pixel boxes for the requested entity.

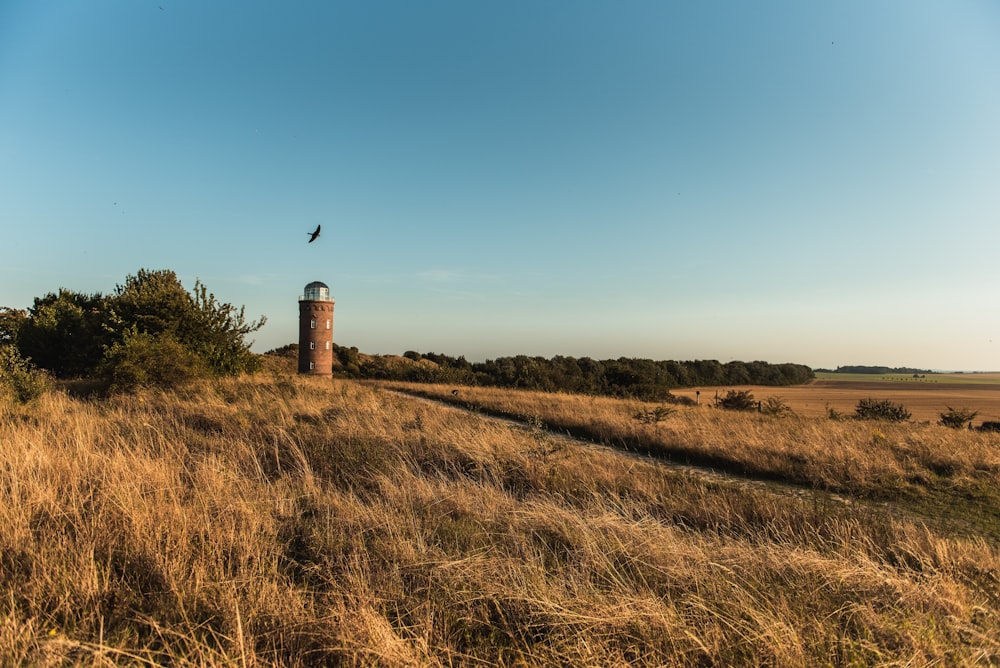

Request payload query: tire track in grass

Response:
[383,388,876,514]
[382,385,1000,543]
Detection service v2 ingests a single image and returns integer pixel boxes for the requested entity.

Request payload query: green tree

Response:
[17,290,108,377]
[188,280,266,374]
[690,359,725,385]
[105,269,196,342]
[0,307,27,347]
[724,361,751,385]
[105,269,266,376]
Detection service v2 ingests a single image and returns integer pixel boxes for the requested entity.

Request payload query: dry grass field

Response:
[2,375,1000,665]
[382,382,1000,540]
[672,375,1000,423]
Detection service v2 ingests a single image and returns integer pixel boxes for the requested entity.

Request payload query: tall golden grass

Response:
[384,383,1000,531]
[1,376,999,665]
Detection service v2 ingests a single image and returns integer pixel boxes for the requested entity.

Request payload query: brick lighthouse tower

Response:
[298,281,335,376]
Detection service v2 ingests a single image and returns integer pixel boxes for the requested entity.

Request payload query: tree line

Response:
[335,347,814,401]
[816,365,935,375]
[2,268,813,402]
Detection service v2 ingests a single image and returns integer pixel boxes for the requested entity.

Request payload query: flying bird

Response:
[307,225,321,243]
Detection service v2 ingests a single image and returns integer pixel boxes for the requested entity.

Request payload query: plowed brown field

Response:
[674,376,1000,423]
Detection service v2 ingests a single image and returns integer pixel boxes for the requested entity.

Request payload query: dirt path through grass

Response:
[381,383,1000,543]
[383,388,933,532]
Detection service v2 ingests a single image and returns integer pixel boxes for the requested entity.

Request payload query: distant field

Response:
[813,372,1000,385]
[673,375,1000,423]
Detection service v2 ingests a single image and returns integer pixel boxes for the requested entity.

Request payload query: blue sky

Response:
[1,1,999,370]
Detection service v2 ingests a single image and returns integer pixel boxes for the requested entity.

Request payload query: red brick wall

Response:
[297,300,335,375]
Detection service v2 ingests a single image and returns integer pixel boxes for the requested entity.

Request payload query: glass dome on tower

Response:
[302,281,332,302]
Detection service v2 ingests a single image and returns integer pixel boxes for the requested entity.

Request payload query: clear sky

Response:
[2,1,999,371]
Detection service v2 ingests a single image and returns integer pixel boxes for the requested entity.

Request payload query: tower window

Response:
[310,342,316,350]
[309,362,315,370]
[326,319,331,329]
[325,341,330,350]
[310,319,316,329]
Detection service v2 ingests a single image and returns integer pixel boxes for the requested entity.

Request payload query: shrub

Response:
[334,344,361,370]
[717,389,757,411]
[633,405,676,424]
[265,343,298,357]
[0,346,50,403]
[939,407,979,429]
[855,398,911,422]
[100,330,207,392]
[664,392,696,407]
[760,396,793,417]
